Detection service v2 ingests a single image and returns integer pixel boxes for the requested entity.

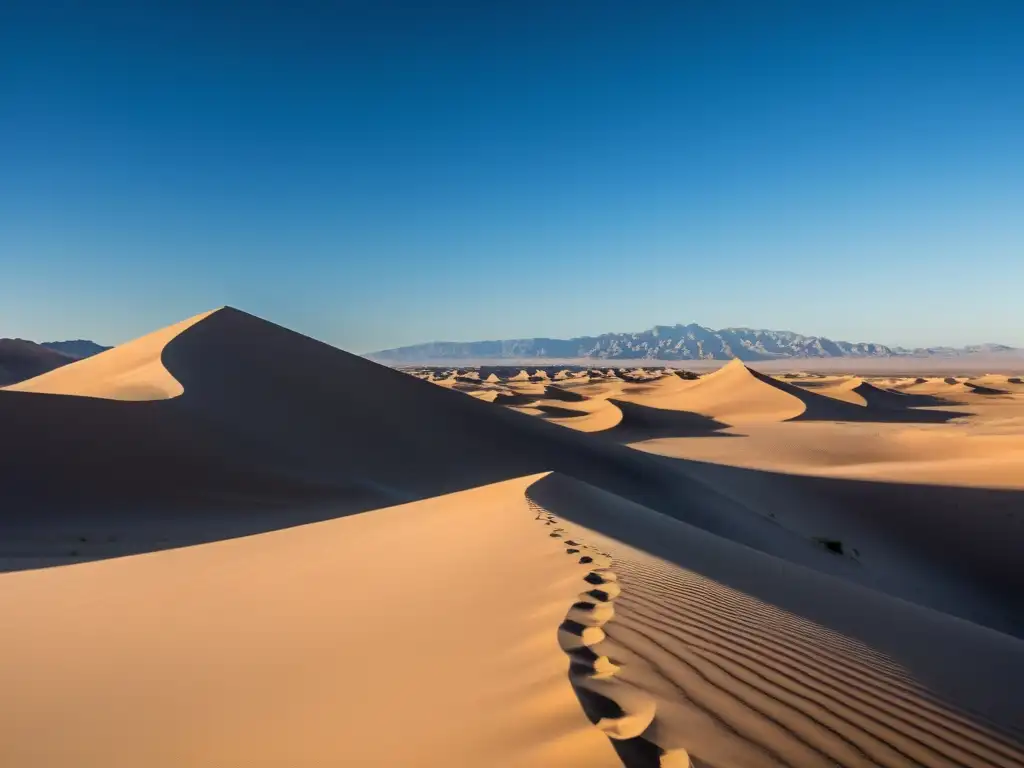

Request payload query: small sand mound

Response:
[844,379,956,409]
[965,382,1010,395]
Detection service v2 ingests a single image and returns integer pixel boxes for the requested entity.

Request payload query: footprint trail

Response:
[528,499,694,768]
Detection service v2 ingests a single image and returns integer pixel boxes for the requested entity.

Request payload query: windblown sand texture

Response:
[2,308,1023,767]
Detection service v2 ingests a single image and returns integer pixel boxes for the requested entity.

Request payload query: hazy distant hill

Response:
[369,323,1018,363]
[0,338,110,386]
[41,339,111,359]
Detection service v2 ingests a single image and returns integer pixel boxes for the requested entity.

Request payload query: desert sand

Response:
[2,308,1023,767]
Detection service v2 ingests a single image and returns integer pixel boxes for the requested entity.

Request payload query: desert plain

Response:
[1,307,1023,767]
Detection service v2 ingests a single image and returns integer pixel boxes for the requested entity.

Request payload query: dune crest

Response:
[4,308,218,401]
[618,358,808,424]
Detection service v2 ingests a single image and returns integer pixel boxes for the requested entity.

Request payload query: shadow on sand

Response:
[543,384,589,402]
[533,404,591,419]
[751,368,972,424]
[850,381,964,408]
[602,399,735,443]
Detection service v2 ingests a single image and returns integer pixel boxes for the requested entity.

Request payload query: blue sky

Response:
[2,1,1022,352]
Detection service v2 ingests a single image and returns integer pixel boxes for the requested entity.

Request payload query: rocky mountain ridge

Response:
[369,323,1018,362]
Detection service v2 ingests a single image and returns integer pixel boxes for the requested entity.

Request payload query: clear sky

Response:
[2,1,1022,352]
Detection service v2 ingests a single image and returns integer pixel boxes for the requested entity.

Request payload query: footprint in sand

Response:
[569,599,615,626]
[531,507,680,766]
[563,573,659,744]
[584,582,622,602]
[583,570,617,586]
[567,645,621,680]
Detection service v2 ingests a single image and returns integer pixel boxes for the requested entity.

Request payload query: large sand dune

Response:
[0,476,619,767]
[6,309,217,400]
[627,359,810,424]
[2,307,1023,766]
[528,474,1024,766]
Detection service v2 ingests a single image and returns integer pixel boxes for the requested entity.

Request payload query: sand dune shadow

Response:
[750,368,972,424]
[604,399,735,442]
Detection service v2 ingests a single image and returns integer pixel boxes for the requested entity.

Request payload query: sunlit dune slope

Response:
[628,359,808,423]
[0,476,620,768]
[5,309,217,400]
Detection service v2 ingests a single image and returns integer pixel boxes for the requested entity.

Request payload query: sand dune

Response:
[633,422,1024,488]
[1,309,873,576]
[620,359,808,423]
[3,308,1023,766]
[467,389,501,403]
[517,393,625,433]
[544,384,589,402]
[0,476,620,767]
[6,309,216,400]
[895,377,1018,398]
[528,473,1024,767]
[804,377,960,409]
[535,360,968,429]
[968,374,1024,391]
[895,377,971,395]
[612,360,911,424]
[965,381,1012,395]
[604,399,732,441]
[495,390,544,406]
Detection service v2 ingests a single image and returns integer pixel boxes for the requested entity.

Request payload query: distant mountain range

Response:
[0,338,111,386]
[40,339,110,359]
[368,324,1019,363]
